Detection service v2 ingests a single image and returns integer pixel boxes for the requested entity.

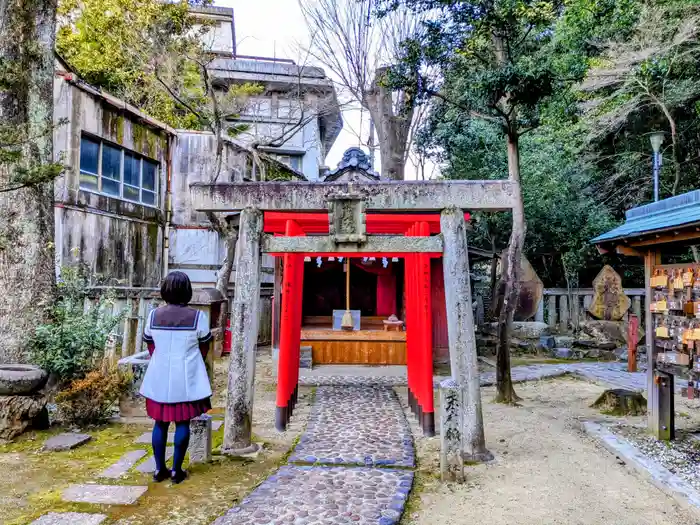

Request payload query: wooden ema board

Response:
[301,316,407,365]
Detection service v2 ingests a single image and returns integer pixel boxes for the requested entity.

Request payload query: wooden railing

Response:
[91,286,273,358]
[535,288,645,328]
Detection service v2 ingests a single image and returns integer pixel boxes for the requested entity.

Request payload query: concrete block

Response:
[439,378,464,482]
[189,415,213,464]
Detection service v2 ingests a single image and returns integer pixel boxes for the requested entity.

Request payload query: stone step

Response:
[136,447,174,473]
[61,484,148,505]
[98,450,147,479]
[30,512,107,525]
[43,433,92,452]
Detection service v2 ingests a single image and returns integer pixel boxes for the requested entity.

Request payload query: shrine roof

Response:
[592,189,700,244]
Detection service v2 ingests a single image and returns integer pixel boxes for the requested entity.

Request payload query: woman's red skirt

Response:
[145,398,212,422]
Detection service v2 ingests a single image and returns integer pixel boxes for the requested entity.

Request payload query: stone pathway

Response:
[299,361,685,394]
[215,386,415,525]
[290,386,414,467]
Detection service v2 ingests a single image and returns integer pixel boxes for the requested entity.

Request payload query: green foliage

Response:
[28,266,124,381]
[56,0,260,132]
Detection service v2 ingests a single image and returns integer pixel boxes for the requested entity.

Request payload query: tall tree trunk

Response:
[495,132,526,404]
[365,67,414,181]
[0,1,58,363]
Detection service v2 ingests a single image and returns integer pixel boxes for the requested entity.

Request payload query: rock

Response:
[554,336,575,348]
[486,321,550,340]
[554,348,573,359]
[0,394,47,441]
[579,320,626,344]
[591,389,646,416]
[43,432,92,452]
[539,335,555,351]
[0,365,48,395]
[588,265,631,321]
[614,347,628,361]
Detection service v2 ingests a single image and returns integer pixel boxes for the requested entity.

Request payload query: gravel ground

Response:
[613,426,700,493]
[400,378,695,525]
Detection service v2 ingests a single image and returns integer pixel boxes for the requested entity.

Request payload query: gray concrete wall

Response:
[52,74,168,287]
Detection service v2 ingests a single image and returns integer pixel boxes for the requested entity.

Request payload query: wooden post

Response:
[535,299,544,323]
[440,207,491,462]
[628,314,639,373]
[405,225,417,418]
[657,371,675,440]
[223,207,263,455]
[646,250,661,437]
[547,295,557,326]
[633,296,642,322]
[560,295,569,329]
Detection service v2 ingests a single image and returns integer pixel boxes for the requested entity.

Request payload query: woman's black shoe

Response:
[171,469,188,484]
[153,469,170,483]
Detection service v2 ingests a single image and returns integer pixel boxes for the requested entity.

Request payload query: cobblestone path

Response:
[213,386,414,525]
[290,386,414,467]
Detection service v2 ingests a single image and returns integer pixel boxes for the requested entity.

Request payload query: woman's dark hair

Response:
[161,271,193,305]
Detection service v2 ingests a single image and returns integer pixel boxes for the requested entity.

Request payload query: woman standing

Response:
[140,272,213,484]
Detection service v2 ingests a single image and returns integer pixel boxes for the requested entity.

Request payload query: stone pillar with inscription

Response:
[223,207,263,456]
[440,206,491,464]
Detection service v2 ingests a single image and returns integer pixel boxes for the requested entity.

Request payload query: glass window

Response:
[290,156,303,172]
[142,160,157,191]
[101,144,121,196]
[79,137,99,191]
[78,134,159,206]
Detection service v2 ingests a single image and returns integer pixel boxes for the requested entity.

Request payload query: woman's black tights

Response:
[152,420,190,474]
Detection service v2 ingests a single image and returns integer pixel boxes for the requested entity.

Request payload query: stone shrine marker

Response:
[588,265,630,321]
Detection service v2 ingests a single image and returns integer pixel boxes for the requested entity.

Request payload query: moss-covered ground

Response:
[0,351,308,525]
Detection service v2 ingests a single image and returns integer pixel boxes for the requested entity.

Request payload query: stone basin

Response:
[0,364,48,395]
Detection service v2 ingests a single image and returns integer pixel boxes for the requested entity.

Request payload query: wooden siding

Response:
[302,328,407,365]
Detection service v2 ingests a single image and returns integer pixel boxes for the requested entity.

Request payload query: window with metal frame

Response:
[78,134,159,206]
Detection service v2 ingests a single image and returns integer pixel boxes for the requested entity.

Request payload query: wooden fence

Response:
[95,286,274,358]
[535,288,646,328]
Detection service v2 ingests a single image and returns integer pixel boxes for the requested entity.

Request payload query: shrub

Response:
[55,367,132,426]
[28,265,124,381]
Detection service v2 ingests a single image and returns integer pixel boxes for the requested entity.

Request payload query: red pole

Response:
[628,314,639,373]
[418,221,435,436]
[405,225,416,416]
[275,220,303,431]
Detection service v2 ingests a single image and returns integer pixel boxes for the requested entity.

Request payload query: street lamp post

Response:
[650,132,665,202]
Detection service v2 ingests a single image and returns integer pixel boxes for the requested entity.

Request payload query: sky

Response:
[215,0,428,179]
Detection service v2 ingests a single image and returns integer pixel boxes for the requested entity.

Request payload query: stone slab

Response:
[98,449,148,479]
[212,420,223,431]
[61,484,148,505]
[135,432,173,445]
[30,512,107,525]
[189,415,212,464]
[136,447,174,473]
[583,421,700,517]
[43,433,92,452]
[212,466,414,525]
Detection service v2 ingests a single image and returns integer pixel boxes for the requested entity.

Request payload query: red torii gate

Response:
[265,211,469,436]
